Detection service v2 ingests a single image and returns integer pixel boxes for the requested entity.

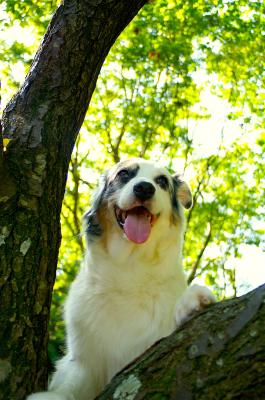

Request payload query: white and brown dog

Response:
[28,158,215,400]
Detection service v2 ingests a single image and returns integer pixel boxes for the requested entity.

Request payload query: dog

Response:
[28,158,215,400]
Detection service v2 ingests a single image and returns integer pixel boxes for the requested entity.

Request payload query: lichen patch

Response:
[20,239,31,255]
[113,374,142,400]
[0,226,10,246]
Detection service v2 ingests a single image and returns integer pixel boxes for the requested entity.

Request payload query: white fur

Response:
[28,159,215,400]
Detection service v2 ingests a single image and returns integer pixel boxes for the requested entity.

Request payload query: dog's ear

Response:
[83,172,108,240]
[173,174,193,209]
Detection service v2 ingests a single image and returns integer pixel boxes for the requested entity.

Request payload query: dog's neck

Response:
[86,221,184,278]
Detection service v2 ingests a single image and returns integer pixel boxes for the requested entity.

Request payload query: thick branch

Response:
[97,284,265,400]
[2,0,147,164]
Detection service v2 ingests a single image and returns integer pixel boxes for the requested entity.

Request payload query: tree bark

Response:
[0,1,147,398]
[97,284,265,400]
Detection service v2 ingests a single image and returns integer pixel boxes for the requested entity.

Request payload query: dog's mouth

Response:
[115,205,156,244]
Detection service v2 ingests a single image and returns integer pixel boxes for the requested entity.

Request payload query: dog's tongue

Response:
[124,207,151,244]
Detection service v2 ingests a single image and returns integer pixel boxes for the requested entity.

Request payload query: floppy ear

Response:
[173,175,193,209]
[83,173,108,240]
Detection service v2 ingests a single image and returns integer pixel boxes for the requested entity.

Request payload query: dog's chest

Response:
[69,263,180,381]
[86,268,177,347]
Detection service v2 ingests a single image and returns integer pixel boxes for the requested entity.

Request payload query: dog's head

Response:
[84,159,192,246]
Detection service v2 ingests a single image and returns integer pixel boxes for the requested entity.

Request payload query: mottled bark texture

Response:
[0,1,147,398]
[97,284,265,400]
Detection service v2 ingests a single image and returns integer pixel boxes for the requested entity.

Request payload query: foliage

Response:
[0,0,59,103]
[1,0,264,365]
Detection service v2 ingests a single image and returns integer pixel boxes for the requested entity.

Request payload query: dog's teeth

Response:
[122,211,126,222]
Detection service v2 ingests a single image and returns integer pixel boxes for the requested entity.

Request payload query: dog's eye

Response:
[117,169,131,182]
[155,175,168,190]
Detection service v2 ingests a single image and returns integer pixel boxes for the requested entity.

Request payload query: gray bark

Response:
[97,284,265,400]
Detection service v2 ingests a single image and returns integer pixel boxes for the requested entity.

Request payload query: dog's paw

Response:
[175,284,216,327]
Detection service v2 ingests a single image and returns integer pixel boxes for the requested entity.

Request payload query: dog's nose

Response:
[133,181,156,201]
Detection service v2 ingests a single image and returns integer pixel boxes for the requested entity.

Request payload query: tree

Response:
[1,0,264,398]
[0,1,147,398]
[97,284,265,400]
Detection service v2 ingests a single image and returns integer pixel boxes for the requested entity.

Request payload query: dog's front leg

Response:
[175,284,216,328]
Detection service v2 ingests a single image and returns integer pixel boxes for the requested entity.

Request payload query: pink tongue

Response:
[124,211,151,244]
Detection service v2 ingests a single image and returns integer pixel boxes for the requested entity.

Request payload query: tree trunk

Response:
[0,1,147,398]
[97,284,265,400]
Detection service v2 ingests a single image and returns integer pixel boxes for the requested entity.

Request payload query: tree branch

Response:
[188,225,212,284]
[97,284,265,400]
